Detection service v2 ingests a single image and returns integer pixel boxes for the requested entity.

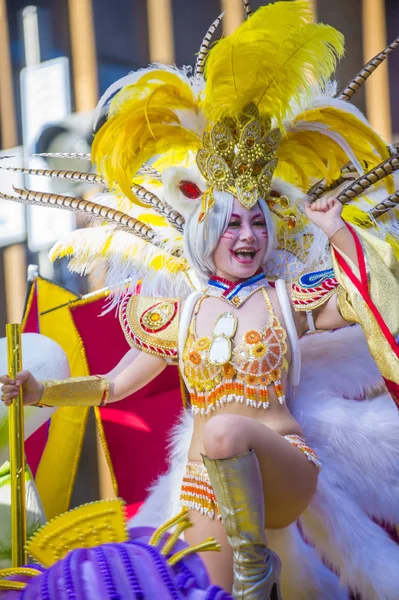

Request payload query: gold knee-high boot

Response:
[203,450,282,600]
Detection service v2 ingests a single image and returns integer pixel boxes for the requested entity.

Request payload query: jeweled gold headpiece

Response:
[196,103,281,218]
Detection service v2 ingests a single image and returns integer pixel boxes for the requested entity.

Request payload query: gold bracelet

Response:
[328,224,347,242]
[37,376,110,407]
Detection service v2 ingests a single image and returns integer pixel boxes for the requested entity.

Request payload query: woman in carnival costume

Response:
[1,1,399,598]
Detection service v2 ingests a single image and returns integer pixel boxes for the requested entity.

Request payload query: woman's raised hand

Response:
[304,197,345,239]
[0,370,44,407]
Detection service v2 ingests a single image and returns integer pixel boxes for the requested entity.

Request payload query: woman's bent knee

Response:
[203,414,249,459]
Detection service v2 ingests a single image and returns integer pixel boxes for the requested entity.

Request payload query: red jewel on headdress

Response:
[179,180,202,199]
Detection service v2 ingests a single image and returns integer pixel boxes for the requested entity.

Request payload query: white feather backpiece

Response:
[50,186,194,307]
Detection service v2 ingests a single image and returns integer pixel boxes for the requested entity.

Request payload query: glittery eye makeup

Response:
[229,213,241,226]
[222,213,241,237]
[223,212,267,237]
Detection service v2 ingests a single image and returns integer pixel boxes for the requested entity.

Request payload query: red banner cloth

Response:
[70,297,182,516]
[22,282,182,517]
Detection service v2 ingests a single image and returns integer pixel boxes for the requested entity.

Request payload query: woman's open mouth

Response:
[230,248,259,264]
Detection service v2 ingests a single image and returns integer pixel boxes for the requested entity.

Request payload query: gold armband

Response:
[37,376,109,407]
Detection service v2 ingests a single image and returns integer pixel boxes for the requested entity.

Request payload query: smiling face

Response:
[212,197,268,282]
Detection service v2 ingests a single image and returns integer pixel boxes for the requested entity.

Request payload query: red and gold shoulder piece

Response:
[291,268,339,312]
[119,293,180,360]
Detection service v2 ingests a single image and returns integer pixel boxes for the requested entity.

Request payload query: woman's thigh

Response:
[203,414,319,529]
[184,510,233,592]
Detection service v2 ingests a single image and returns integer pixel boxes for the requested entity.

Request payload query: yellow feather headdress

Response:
[92,68,202,203]
[91,0,390,214]
[201,1,344,127]
[1,0,399,293]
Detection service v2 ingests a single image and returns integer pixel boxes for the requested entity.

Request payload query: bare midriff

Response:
[184,289,304,462]
[188,383,303,461]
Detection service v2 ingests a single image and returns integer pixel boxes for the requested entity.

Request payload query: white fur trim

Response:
[268,525,348,599]
[129,409,193,529]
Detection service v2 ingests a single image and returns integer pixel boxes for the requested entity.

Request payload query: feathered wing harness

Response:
[1,0,399,299]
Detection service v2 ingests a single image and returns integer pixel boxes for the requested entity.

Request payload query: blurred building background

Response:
[0,0,398,502]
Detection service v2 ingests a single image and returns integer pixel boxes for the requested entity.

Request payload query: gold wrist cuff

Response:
[37,376,110,407]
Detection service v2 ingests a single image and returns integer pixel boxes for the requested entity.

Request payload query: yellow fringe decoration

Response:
[149,507,190,547]
[160,520,193,556]
[168,537,222,567]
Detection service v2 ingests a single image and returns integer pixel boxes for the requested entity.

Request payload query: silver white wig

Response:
[184,191,276,284]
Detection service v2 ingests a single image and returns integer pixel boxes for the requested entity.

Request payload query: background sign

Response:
[20,57,75,252]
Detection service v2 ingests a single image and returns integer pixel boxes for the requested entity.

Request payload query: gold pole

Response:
[6,324,27,567]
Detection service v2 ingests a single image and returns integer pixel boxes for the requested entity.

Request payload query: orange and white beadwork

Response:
[180,461,221,520]
[183,288,288,415]
[284,434,322,470]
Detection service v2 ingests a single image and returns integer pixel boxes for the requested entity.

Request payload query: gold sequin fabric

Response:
[332,227,399,389]
[38,376,109,407]
[180,436,320,520]
[183,288,288,415]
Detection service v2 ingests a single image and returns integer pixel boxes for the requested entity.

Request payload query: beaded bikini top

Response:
[183,287,288,416]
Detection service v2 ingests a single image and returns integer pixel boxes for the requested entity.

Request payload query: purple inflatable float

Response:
[0,503,232,599]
